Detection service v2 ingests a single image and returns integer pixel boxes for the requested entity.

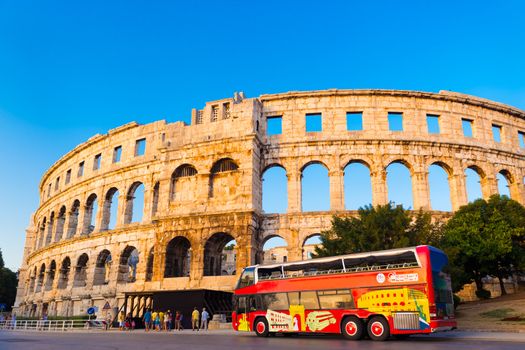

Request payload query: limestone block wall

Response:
[14,89,525,317]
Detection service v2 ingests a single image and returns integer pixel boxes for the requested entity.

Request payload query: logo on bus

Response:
[376,273,386,284]
[387,272,419,283]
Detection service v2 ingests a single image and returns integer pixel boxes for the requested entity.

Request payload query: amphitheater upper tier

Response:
[15,89,525,318]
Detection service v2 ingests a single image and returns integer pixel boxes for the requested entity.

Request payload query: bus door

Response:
[235,296,250,331]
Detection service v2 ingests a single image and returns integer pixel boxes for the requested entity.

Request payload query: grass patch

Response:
[479,308,515,318]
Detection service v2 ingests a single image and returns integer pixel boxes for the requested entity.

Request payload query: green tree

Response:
[314,203,441,257]
[439,195,525,294]
[0,248,18,312]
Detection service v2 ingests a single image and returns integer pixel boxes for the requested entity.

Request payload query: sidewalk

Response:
[416,330,525,342]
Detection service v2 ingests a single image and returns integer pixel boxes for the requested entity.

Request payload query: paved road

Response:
[0,330,523,350]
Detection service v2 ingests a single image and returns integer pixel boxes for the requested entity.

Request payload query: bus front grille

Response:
[393,312,420,330]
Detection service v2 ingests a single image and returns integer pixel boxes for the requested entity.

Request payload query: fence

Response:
[0,319,105,331]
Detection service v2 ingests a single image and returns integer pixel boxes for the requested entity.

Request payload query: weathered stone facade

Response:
[14,89,525,317]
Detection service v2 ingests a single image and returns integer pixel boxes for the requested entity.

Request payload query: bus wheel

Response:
[367,316,390,341]
[341,316,364,340]
[254,318,269,337]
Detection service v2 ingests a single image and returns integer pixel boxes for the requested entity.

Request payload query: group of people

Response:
[108,307,211,332]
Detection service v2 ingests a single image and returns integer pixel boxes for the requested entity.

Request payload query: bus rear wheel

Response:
[341,316,364,340]
[367,316,390,341]
[254,318,269,337]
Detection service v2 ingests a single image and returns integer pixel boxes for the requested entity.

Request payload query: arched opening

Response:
[145,247,154,281]
[118,246,139,283]
[303,234,322,259]
[101,188,119,231]
[344,161,372,210]
[57,257,71,290]
[38,218,46,249]
[465,167,484,202]
[164,237,191,278]
[209,158,239,198]
[429,163,452,211]
[262,165,288,214]
[497,170,512,198]
[54,206,66,242]
[73,253,89,288]
[262,236,288,264]
[67,200,80,239]
[36,263,45,293]
[386,161,413,209]
[151,182,159,217]
[45,212,55,246]
[83,194,98,234]
[93,249,112,286]
[124,182,145,224]
[45,260,56,291]
[29,267,36,293]
[301,162,330,211]
[170,164,198,201]
[203,232,236,276]
[222,240,237,275]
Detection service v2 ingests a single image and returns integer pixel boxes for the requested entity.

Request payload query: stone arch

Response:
[301,161,330,211]
[101,187,119,231]
[36,263,45,292]
[45,260,56,291]
[38,217,46,249]
[302,233,322,259]
[57,257,71,290]
[170,164,198,201]
[145,247,154,281]
[262,164,288,214]
[428,162,453,211]
[151,182,159,217]
[117,246,139,283]
[29,266,37,293]
[82,194,98,235]
[54,206,66,242]
[124,182,145,224]
[343,160,372,210]
[73,253,89,288]
[465,165,484,202]
[386,160,413,209]
[164,237,191,278]
[67,200,80,239]
[261,235,289,264]
[497,169,513,198]
[203,232,236,276]
[45,211,55,246]
[93,249,112,285]
[209,158,239,198]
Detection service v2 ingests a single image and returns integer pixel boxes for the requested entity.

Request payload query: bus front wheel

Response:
[254,318,269,337]
[341,316,364,340]
[367,316,390,341]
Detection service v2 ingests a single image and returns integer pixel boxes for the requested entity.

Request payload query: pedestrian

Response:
[125,312,133,331]
[153,310,160,331]
[105,312,112,331]
[179,312,184,330]
[118,311,125,331]
[175,311,181,331]
[159,310,165,331]
[165,310,171,331]
[143,308,152,332]
[200,307,210,331]
[191,307,199,331]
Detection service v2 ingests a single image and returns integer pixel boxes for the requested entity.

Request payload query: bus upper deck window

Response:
[236,268,255,289]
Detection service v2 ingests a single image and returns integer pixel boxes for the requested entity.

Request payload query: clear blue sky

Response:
[1,0,524,270]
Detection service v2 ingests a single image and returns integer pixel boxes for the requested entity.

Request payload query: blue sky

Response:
[1,0,525,270]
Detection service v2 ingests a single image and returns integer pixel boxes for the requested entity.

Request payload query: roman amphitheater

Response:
[14,89,525,318]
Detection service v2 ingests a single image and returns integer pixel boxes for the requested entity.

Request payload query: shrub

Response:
[475,289,491,299]
[453,294,461,309]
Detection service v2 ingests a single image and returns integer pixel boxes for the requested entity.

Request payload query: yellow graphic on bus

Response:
[238,313,250,331]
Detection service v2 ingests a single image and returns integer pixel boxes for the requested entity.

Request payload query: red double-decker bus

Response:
[232,245,456,341]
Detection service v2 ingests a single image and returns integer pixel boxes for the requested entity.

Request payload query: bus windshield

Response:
[236,267,255,289]
[429,247,454,317]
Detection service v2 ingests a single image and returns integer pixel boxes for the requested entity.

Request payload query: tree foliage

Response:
[314,203,441,257]
[0,249,18,311]
[439,195,525,293]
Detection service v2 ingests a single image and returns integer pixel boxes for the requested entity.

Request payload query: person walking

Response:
[159,310,165,331]
[151,310,158,331]
[191,307,199,331]
[200,308,210,331]
[118,311,125,331]
[143,308,152,332]
[105,312,112,331]
[165,310,172,331]
[175,311,181,331]
[125,312,133,331]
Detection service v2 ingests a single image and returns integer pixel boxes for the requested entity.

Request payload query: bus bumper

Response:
[430,320,457,332]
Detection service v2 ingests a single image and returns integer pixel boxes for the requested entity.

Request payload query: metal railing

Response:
[0,319,105,331]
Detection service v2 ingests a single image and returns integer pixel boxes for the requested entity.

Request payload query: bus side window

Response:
[249,296,257,311]
[237,296,247,314]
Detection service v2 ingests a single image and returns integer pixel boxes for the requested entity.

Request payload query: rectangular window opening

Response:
[135,138,146,156]
[65,169,71,185]
[346,112,363,131]
[78,161,85,177]
[93,154,102,170]
[113,146,122,163]
[267,116,282,136]
[519,131,525,149]
[211,105,219,122]
[492,124,502,143]
[55,177,60,191]
[388,112,403,131]
[427,114,440,134]
[462,118,474,138]
[223,102,231,119]
[306,113,322,132]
